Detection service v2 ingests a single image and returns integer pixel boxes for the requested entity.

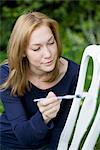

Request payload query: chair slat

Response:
[57,45,100,150]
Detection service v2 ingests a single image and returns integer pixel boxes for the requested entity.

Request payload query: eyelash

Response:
[32,47,40,51]
[48,41,54,45]
[32,41,55,51]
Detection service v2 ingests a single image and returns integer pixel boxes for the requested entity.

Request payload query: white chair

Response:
[57,45,100,150]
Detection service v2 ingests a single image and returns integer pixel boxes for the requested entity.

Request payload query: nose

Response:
[43,45,51,58]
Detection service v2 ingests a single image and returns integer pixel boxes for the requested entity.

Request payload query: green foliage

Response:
[0,51,7,62]
[0,0,100,53]
[0,101,4,115]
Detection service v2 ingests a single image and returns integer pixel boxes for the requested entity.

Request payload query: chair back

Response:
[57,45,100,150]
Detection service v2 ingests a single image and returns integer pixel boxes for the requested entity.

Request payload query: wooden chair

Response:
[57,45,100,150]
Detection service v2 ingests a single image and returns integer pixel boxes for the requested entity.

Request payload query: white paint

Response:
[57,45,100,150]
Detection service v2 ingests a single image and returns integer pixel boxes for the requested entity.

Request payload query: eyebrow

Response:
[48,36,54,42]
[31,36,54,46]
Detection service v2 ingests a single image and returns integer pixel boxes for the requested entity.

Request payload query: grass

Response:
[0,51,100,149]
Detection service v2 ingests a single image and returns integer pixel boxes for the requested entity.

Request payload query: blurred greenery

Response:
[0,0,100,53]
[0,0,100,149]
[0,51,7,62]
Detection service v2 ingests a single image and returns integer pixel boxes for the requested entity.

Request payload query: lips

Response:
[46,60,53,63]
[44,60,53,65]
[44,60,53,64]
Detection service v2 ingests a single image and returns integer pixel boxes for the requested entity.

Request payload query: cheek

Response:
[54,41,58,50]
[53,44,58,55]
[27,52,41,64]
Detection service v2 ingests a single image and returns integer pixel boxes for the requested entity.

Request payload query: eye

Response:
[48,41,55,45]
[31,47,40,51]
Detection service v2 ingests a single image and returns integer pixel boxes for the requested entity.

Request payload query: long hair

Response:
[0,12,62,96]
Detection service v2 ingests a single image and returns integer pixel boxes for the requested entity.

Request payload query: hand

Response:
[37,91,61,124]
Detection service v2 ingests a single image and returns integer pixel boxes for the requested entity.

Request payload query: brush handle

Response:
[33,95,76,102]
[33,93,87,102]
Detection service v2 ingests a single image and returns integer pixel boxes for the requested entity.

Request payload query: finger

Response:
[37,91,57,106]
[38,100,60,113]
[47,91,56,98]
[43,102,60,117]
[42,100,61,113]
[43,91,57,105]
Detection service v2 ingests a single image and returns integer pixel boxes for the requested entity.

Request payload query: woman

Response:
[0,12,79,150]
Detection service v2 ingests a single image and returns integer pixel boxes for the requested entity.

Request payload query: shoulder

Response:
[0,63,9,75]
[62,57,80,93]
[62,57,80,77]
[68,59,79,75]
[0,63,9,84]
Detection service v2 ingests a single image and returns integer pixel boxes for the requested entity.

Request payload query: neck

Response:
[27,58,68,90]
[28,67,56,83]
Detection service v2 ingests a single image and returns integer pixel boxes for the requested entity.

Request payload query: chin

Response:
[43,65,55,73]
[42,59,57,73]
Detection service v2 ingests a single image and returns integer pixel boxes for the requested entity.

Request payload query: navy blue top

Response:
[0,58,79,150]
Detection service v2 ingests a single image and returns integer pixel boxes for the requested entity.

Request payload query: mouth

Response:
[44,60,53,65]
[46,60,53,63]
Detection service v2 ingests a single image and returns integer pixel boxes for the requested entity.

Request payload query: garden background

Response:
[0,0,100,149]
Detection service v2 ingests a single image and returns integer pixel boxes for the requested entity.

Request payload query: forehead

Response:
[29,25,53,45]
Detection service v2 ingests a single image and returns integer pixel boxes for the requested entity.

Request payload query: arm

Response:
[0,65,53,146]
